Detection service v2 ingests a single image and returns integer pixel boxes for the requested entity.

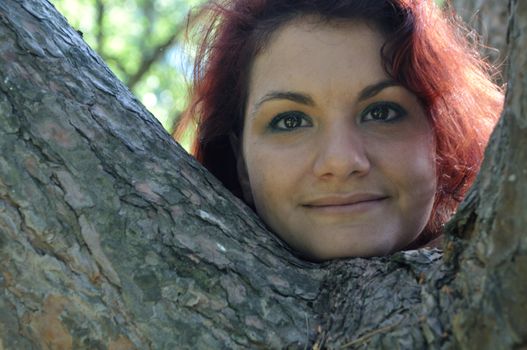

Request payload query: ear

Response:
[229,132,254,206]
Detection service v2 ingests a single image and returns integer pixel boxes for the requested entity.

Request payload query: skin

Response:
[239,18,437,261]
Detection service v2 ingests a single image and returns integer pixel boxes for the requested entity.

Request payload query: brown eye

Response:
[269,111,313,131]
[371,105,390,120]
[284,114,302,128]
[361,102,407,122]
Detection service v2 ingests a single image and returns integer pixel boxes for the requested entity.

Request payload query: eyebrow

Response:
[358,79,400,101]
[253,91,315,112]
[250,79,401,117]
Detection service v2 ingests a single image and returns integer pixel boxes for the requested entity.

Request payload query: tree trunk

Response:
[452,0,509,68]
[0,0,525,349]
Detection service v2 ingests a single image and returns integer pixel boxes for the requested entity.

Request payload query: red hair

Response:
[175,0,503,246]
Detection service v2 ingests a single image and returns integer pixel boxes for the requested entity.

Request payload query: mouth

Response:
[302,194,389,214]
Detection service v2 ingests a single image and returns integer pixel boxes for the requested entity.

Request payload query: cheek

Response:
[243,143,284,209]
[242,139,307,216]
[391,135,437,201]
[416,133,437,185]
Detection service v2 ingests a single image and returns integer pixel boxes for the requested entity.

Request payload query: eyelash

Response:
[360,102,407,123]
[269,111,313,131]
[268,102,407,131]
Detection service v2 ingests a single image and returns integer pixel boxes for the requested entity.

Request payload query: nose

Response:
[312,122,371,180]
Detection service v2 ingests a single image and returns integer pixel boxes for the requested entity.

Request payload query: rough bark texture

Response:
[444,1,527,348]
[0,0,525,349]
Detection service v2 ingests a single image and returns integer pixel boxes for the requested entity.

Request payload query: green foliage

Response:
[51,0,205,132]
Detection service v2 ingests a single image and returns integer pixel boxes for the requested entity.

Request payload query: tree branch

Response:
[95,0,105,52]
[126,7,206,90]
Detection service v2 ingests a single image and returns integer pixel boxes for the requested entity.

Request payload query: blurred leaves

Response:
[51,0,206,131]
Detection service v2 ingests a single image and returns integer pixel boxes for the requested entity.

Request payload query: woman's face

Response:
[240,19,437,260]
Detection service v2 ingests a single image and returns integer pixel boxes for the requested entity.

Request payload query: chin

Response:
[298,241,406,261]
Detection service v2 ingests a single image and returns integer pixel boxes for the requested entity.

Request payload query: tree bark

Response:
[452,0,509,68]
[0,0,525,349]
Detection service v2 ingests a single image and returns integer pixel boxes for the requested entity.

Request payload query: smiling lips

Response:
[302,194,388,214]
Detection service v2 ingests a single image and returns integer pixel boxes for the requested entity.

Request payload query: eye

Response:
[361,102,407,122]
[269,111,313,131]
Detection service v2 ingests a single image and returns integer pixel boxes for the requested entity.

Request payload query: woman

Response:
[175,0,503,261]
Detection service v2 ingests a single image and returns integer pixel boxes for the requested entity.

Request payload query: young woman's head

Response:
[176,0,503,260]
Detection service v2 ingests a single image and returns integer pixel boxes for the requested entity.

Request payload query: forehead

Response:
[247,18,389,103]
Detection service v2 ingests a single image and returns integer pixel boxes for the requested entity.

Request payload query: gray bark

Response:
[0,0,525,349]
[452,0,509,67]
